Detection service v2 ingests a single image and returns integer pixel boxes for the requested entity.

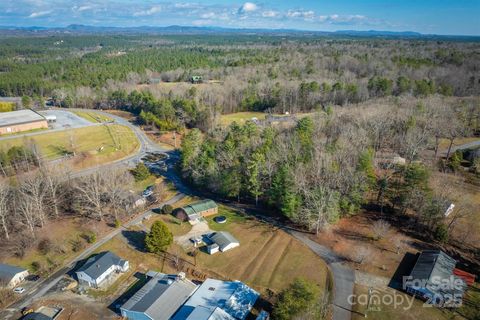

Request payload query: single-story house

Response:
[76,251,129,289]
[122,190,147,211]
[175,200,218,222]
[0,263,29,288]
[120,272,197,320]
[405,250,467,306]
[207,232,240,254]
[172,278,259,320]
[0,109,48,135]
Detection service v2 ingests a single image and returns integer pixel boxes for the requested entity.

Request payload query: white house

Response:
[76,251,129,288]
[207,232,240,254]
[0,263,29,288]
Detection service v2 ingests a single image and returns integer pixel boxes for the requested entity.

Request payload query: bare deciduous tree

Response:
[372,220,391,240]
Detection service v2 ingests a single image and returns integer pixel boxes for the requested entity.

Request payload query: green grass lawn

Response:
[0,124,139,164]
[205,205,248,232]
[73,110,113,123]
[220,112,266,126]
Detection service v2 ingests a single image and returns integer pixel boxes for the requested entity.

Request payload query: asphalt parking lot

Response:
[38,110,92,130]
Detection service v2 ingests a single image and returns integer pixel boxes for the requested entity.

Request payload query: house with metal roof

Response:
[75,251,129,289]
[207,232,240,254]
[175,200,218,223]
[120,272,197,320]
[405,250,467,306]
[173,278,259,320]
[0,263,28,288]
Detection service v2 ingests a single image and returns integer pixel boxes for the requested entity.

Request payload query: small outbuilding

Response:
[0,263,29,288]
[76,251,129,289]
[175,200,218,223]
[207,232,240,254]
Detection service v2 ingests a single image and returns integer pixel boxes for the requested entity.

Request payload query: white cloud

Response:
[262,10,278,18]
[28,10,52,18]
[133,6,162,17]
[286,10,315,20]
[200,12,216,19]
[238,2,257,14]
[318,14,368,24]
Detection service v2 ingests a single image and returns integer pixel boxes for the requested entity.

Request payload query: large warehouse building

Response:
[0,109,48,135]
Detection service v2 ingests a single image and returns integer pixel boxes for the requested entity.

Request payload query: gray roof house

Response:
[207,232,240,254]
[173,278,259,320]
[76,251,129,289]
[120,272,197,320]
[405,250,467,306]
[0,263,29,288]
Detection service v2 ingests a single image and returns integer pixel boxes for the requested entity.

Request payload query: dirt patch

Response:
[31,292,119,320]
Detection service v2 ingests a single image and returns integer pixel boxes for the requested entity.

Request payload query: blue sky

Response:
[0,0,479,35]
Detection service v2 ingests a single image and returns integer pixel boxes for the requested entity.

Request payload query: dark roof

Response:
[22,313,52,320]
[0,263,27,283]
[409,250,467,298]
[410,250,456,282]
[76,251,126,280]
[121,272,197,320]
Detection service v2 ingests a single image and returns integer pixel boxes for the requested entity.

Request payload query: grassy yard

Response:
[0,124,139,165]
[73,110,113,123]
[144,214,192,237]
[93,202,330,297]
[220,112,266,126]
[352,284,465,320]
[4,218,96,274]
[198,205,329,294]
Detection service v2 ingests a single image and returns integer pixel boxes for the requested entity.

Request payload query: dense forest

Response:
[1,35,479,116]
[1,33,479,251]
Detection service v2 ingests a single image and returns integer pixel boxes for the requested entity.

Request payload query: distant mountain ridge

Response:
[0,24,478,40]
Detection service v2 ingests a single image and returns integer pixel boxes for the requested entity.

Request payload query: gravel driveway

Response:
[174,220,212,248]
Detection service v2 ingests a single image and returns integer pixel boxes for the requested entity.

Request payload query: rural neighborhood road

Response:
[440,139,480,157]
[2,192,185,317]
[289,231,354,320]
[3,108,356,320]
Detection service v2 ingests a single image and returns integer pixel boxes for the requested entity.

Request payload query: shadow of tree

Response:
[121,230,147,252]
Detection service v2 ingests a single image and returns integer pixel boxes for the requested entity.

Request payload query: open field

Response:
[220,112,267,126]
[0,124,139,165]
[72,110,113,123]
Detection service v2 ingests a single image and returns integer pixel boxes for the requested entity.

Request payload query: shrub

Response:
[131,162,151,181]
[162,204,173,215]
[114,219,121,228]
[82,231,97,244]
[38,238,53,255]
[71,239,85,252]
[434,224,449,243]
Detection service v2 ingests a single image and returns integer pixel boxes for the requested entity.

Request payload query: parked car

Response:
[26,274,40,281]
[142,186,154,197]
[14,287,25,294]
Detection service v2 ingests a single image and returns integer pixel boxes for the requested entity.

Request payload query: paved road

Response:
[69,108,169,178]
[2,192,185,317]
[289,231,354,320]
[3,108,356,320]
[440,139,480,157]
